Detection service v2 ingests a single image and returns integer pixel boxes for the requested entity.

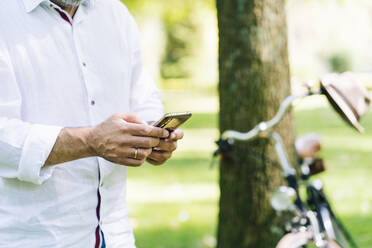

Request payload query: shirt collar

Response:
[23,0,46,13]
[23,0,95,13]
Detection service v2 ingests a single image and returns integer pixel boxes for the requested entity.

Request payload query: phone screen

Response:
[153,112,192,130]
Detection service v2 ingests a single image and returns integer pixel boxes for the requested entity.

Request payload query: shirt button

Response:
[91,100,95,106]
[82,62,87,67]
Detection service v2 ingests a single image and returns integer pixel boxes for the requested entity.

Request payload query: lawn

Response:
[127,92,372,248]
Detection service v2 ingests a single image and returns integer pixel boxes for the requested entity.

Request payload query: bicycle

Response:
[215,73,370,247]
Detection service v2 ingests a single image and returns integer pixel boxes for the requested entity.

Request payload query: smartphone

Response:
[153,112,192,131]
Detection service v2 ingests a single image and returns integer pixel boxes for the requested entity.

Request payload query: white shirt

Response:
[0,0,163,247]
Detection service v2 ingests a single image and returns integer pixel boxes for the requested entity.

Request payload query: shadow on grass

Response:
[183,113,218,130]
[134,224,215,248]
[339,214,372,246]
[182,107,372,134]
[295,107,372,135]
[128,156,218,184]
[133,214,372,248]
[178,105,372,134]
[131,201,217,248]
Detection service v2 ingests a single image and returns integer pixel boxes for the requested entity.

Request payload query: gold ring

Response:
[133,148,138,159]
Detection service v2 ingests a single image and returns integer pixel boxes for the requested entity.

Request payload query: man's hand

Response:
[88,113,169,167]
[146,129,184,165]
[45,113,169,167]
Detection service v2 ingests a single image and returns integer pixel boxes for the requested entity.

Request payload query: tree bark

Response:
[217,0,295,247]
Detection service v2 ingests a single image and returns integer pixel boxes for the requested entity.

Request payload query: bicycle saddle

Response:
[321,72,371,132]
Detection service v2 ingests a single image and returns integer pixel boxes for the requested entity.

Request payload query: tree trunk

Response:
[217,0,295,247]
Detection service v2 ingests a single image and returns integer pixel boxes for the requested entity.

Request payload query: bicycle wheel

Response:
[307,184,358,248]
[319,205,357,248]
[276,231,341,248]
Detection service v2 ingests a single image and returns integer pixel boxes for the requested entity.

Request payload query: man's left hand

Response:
[146,129,184,165]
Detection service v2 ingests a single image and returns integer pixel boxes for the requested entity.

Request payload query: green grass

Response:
[127,93,372,247]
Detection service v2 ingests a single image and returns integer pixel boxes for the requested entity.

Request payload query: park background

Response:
[123,0,372,247]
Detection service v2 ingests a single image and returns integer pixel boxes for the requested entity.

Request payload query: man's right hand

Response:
[45,113,169,167]
[87,113,169,167]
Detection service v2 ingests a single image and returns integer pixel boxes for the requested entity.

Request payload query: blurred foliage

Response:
[161,20,195,79]
[123,0,215,16]
[123,0,215,83]
[123,0,372,88]
[328,52,352,73]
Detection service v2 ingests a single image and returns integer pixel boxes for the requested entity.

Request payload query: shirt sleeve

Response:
[0,43,62,185]
[127,13,164,123]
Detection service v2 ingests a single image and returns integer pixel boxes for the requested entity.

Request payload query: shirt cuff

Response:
[18,124,63,185]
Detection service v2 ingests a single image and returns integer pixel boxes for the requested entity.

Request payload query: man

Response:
[0,0,183,247]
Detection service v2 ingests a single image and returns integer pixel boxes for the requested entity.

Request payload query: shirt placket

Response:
[47,4,105,247]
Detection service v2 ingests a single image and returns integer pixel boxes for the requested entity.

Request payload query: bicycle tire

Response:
[307,184,358,248]
[276,231,341,248]
[320,206,346,247]
[320,205,358,248]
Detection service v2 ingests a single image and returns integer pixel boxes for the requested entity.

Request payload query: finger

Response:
[127,123,169,138]
[123,136,160,149]
[148,150,172,163]
[169,129,184,141]
[146,157,164,166]
[128,148,152,160]
[156,139,178,152]
[120,157,146,167]
[108,155,146,167]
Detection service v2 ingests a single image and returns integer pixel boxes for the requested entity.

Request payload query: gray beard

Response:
[52,0,84,8]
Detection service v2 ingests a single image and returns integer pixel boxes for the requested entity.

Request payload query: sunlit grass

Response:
[127,92,372,247]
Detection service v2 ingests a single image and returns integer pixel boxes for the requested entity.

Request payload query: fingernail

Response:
[171,133,176,139]
[164,130,170,137]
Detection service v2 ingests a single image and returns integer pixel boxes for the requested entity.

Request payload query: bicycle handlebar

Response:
[222,90,320,141]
